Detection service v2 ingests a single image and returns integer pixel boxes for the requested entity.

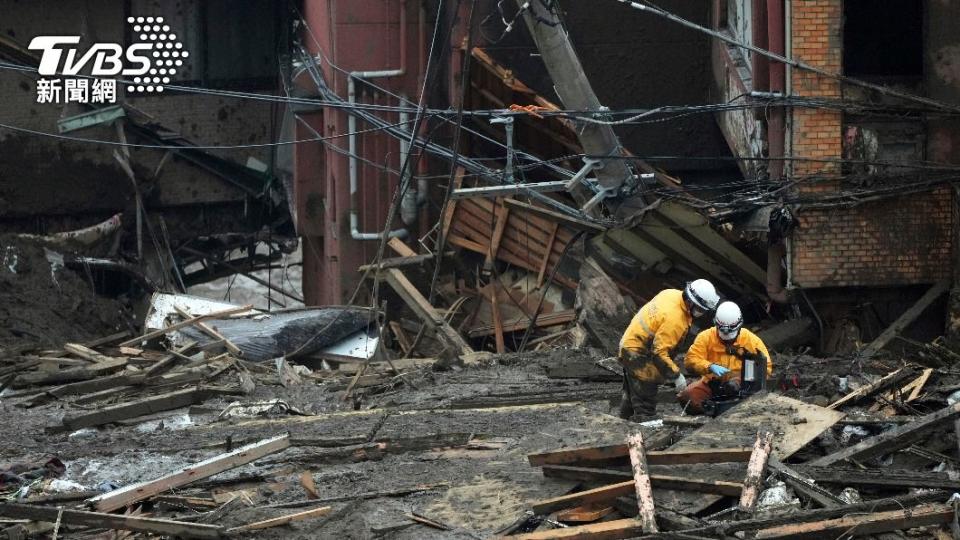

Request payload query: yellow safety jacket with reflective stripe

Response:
[619,289,690,382]
[685,327,773,382]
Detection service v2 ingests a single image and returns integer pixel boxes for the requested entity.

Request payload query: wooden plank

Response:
[446,233,578,290]
[794,466,960,491]
[505,518,644,540]
[529,445,752,467]
[388,237,417,257]
[13,357,128,388]
[119,304,253,347]
[556,505,615,523]
[225,505,332,533]
[753,503,954,540]
[61,388,210,431]
[0,503,224,539]
[173,306,241,357]
[88,434,290,512]
[767,458,844,508]
[538,223,561,287]
[861,280,950,358]
[381,268,473,355]
[142,340,197,379]
[503,198,606,232]
[870,368,933,413]
[828,368,909,409]
[532,481,634,515]
[63,343,118,363]
[626,432,657,532]
[47,372,143,399]
[739,432,773,511]
[810,402,960,466]
[538,467,743,500]
[485,199,510,267]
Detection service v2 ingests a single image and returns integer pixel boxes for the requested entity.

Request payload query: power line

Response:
[614,0,960,114]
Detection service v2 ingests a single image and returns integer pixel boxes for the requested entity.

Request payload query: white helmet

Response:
[684,279,720,313]
[714,301,743,341]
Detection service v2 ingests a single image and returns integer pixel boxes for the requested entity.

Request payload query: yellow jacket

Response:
[685,327,773,382]
[619,289,691,381]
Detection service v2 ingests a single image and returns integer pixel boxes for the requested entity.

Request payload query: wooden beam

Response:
[380,268,473,355]
[767,459,843,508]
[13,357,127,388]
[503,198,606,232]
[860,280,950,358]
[225,505,332,533]
[827,368,910,409]
[538,223,561,288]
[119,304,253,347]
[60,388,211,431]
[485,199,510,267]
[63,343,118,363]
[532,481,635,515]
[388,237,418,257]
[753,503,954,540]
[141,340,197,379]
[505,518,645,540]
[739,432,773,511]
[810,402,960,466]
[529,445,752,467]
[173,306,242,357]
[538,467,743,502]
[626,433,657,533]
[358,252,448,272]
[794,466,960,491]
[88,435,290,512]
[0,503,225,539]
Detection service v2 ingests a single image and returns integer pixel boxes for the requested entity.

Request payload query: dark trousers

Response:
[618,369,659,421]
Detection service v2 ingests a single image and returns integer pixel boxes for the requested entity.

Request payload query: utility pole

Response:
[515,0,648,213]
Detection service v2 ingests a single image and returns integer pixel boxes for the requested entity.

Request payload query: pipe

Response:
[349,0,409,240]
[766,241,789,304]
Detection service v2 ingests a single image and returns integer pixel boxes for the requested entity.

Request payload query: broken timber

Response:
[753,503,954,540]
[859,280,950,358]
[119,303,253,347]
[626,432,657,533]
[226,505,332,533]
[88,434,290,512]
[59,387,212,431]
[13,357,127,388]
[739,432,773,511]
[378,267,472,355]
[827,368,910,409]
[528,445,752,467]
[0,503,225,539]
[810,402,960,466]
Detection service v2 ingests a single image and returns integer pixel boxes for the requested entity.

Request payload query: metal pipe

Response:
[399,105,418,225]
[349,0,409,240]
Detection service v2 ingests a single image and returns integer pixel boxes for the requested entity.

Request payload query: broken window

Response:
[843,0,923,79]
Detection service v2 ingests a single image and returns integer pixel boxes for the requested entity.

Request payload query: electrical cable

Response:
[614,0,960,114]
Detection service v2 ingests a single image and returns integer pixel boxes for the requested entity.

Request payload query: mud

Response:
[0,237,131,350]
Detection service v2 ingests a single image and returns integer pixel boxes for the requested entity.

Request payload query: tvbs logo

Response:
[28,16,189,104]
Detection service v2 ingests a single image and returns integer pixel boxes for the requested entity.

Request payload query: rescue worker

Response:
[678,301,773,413]
[618,279,720,422]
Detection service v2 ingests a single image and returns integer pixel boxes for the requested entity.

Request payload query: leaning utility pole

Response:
[515,0,650,214]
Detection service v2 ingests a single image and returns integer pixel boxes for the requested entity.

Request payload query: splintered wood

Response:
[739,431,773,511]
[625,432,657,533]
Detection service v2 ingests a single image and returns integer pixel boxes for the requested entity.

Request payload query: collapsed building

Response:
[2,1,960,539]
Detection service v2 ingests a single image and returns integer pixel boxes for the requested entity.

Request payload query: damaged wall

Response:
[787,0,957,288]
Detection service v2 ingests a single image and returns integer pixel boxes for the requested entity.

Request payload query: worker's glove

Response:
[674,373,687,392]
[709,364,731,377]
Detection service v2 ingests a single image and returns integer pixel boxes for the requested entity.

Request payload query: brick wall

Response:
[788,0,954,287]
